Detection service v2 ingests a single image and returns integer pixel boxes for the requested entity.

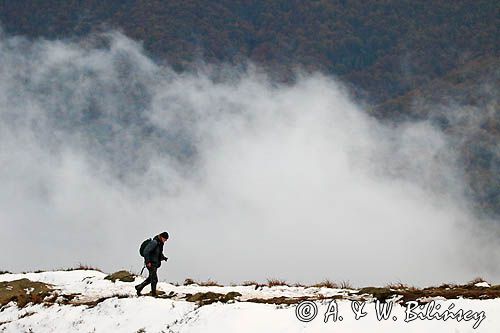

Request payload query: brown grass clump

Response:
[104,270,136,283]
[242,280,265,287]
[467,277,487,285]
[247,295,335,305]
[385,282,411,290]
[399,284,500,304]
[357,287,394,303]
[242,280,258,286]
[197,279,222,287]
[0,279,53,308]
[312,279,338,289]
[63,264,103,272]
[242,280,266,289]
[436,283,458,289]
[183,278,196,285]
[186,291,241,305]
[267,278,288,287]
[354,282,500,305]
[182,278,223,286]
[247,296,307,305]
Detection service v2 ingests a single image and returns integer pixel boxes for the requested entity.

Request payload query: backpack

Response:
[139,238,153,257]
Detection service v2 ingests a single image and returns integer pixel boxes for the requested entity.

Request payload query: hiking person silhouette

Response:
[135,231,169,296]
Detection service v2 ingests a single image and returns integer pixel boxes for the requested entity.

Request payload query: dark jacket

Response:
[143,235,167,268]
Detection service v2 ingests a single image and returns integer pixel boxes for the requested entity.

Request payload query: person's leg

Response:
[150,266,158,296]
[135,267,152,295]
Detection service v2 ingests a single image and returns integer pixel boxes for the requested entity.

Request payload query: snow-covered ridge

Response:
[0,269,351,303]
[1,270,500,332]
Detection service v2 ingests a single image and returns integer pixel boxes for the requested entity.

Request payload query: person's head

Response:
[159,231,169,243]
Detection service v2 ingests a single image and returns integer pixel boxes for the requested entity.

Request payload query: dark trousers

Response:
[136,266,158,294]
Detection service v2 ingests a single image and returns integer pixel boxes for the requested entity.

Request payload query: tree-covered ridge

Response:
[1,0,497,101]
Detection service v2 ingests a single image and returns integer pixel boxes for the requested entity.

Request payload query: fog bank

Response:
[0,31,498,286]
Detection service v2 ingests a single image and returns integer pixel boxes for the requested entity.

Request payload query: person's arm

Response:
[161,253,168,261]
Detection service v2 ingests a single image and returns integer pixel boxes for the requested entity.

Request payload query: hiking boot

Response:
[135,285,143,296]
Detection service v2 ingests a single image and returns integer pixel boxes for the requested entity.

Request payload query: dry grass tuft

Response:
[181,278,223,287]
[197,279,223,287]
[242,280,259,286]
[467,277,487,285]
[312,279,338,289]
[339,280,353,289]
[385,282,413,290]
[267,278,288,287]
[63,264,103,272]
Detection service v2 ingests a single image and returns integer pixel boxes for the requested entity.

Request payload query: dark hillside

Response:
[1,1,497,101]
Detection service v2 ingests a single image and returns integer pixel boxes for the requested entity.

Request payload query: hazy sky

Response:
[0,31,499,287]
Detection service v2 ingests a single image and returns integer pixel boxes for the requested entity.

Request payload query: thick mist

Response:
[0,31,498,286]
